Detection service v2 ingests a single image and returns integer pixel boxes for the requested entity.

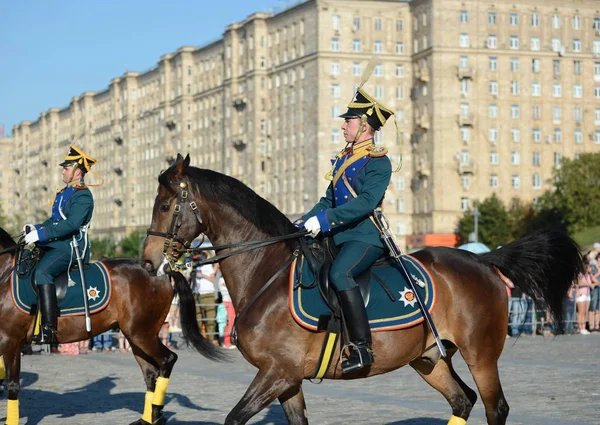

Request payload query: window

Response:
[332,15,340,31]
[331,37,340,51]
[489,104,498,118]
[532,58,540,73]
[511,151,521,165]
[374,64,383,77]
[374,40,383,53]
[552,14,561,29]
[461,174,470,190]
[460,150,470,165]
[531,13,540,27]
[512,175,520,189]
[531,37,540,51]
[331,84,340,98]
[460,56,469,69]
[510,13,519,26]
[553,83,562,97]
[414,39,419,54]
[397,199,405,213]
[574,60,582,75]
[510,36,519,49]
[460,33,469,47]
[396,86,405,99]
[573,39,581,53]
[574,107,583,123]
[511,128,520,142]
[489,80,498,95]
[353,62,361,76]
[375,86,384,99]
[553,106,562,121]
[594,17,600,30]
[489,128,498,143]
[532,152,541,166]
[460,10,468,24]
[595,107,600,124]
[396,19,403,32]
[353,17,360,31]
[490,174,499,188]
[488,11,497,25]
[595,62,600,79]
[460,103,470,117]
[396,42,405,54]
[487,34,498,49]
[596,87,600,98]
[461,197,470,212]
[511,80,520,95]
[595,40,600,54]
[461,126,470,143]
[573,84,582,98]
[574,129,583,144]
[554,152,563,169]
[553,60,560,76]
[422,13,428,27]
[552,38,561,52]
[331,106,340,119]
[396,64,404,78]
[596,130,600,144]
[573,16,581,30]
[511,104,520,118]
[352,39,361,52]
[331,62,340,76]
[331,129,340,144]
[396,109,405,121]
[554,128,562,143]
[460,79,469,97]
[374,17,383,31]
[533,174,542,189]
[490,151,499,165]
[489,56,497,71]
[532,128,541,142]
[532,82,541,97]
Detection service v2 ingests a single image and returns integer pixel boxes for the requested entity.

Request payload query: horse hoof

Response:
[128,419,151,425]
[152,415,167,425]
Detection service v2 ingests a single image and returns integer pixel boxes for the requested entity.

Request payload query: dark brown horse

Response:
[0,228,224,425]
[143,155,583,425]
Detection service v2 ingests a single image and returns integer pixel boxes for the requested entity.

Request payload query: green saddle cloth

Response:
[11,261,111,316]
[289,254,436,332]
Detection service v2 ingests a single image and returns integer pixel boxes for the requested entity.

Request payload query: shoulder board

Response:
[74,184,89,190]
[368,146,388,158]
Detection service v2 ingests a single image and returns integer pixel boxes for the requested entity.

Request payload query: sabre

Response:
[71,235,92,332]
[373,209,447,358]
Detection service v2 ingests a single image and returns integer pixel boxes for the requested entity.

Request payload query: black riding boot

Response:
[339,286,374,373]
[33,284,58,345]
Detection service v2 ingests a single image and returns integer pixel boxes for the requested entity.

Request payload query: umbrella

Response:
[458,242,491,254]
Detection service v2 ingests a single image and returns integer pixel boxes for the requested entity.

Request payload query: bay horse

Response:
[143,154,583,425]
[0,227,225,425]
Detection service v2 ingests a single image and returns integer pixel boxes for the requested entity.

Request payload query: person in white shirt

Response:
[194,253,218,342]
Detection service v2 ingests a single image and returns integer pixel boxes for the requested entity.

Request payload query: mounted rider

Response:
[23,145,96,344]
[295,87,395,373]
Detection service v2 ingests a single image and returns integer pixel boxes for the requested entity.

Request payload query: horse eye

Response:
[160,204,170,212]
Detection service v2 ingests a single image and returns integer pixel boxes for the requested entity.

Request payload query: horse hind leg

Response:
[1,345,23,425]
[465,360,509,425]
[411,353,477,424]
[128,336,178,425]
[278,383,308,425]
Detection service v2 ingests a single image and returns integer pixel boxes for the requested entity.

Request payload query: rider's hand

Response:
[24,230,40,245]
[22,224,34,234]
[304,216,321,238]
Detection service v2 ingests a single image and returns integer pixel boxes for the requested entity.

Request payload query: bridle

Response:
[146,177,205,271]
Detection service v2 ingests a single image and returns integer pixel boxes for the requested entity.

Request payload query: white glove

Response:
[22,224,35,234]
[304,216,321,238]
[24,230,40,245]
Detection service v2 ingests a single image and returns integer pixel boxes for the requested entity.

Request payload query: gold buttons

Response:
[331,222,336,226]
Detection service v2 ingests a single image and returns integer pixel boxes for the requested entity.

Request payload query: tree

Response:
[89,236,118,260]
[456,193,511,249]
[116,230,146,258]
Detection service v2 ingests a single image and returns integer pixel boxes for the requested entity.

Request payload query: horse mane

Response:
[0,226,16,249]
[183,167,298,250]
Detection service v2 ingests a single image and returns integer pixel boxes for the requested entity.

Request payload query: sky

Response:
[0,0,297,136]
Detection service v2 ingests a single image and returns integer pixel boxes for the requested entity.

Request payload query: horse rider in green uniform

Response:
[295,87,395,373]
[23,145,97,344]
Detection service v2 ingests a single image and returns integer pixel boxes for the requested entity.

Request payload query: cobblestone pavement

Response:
[1,334,599,424]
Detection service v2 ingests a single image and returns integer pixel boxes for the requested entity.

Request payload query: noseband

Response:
[146,178,205,270]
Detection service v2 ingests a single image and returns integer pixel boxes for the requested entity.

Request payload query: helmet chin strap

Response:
[67,163,81,184]
[353,115,368,143]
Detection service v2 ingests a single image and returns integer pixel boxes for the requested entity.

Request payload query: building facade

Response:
[9,0,600,247]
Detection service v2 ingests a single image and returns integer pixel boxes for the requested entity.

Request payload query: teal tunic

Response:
[33,183,94,285]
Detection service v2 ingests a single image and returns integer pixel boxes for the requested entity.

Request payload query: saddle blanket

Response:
[289,255,436,332]
[10,261,112,316]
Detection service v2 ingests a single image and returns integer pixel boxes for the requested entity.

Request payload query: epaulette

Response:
[74,184,88,190]
[368,146,388,157]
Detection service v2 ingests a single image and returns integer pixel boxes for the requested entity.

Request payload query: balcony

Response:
[458,160,475,174]
[233,96,247,110]
[416,67,430,82]
[457,66,474,79]
[416,160,431,177]
[416,114,430,130]
[458,113,474,127]
[233,136,247,151]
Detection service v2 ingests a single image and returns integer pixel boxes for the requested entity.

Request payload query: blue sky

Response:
[0,0,293,136]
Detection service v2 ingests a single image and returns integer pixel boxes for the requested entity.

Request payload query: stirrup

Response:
[341,343,374,373]
[33,325,58,345]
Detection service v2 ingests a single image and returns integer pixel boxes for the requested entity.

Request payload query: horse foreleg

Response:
[411,354,476,425]
[225,367,299,425]
[278,383,308,425]
[1,345,22,425]
[128,336,178,425]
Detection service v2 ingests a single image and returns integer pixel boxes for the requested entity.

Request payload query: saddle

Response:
[296,237,396,326]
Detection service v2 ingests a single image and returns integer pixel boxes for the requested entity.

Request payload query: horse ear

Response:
[176,153,184,162]
[172,153,190,177]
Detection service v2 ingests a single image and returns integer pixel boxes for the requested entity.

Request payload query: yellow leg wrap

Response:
[447,415,467,425]
[141,391,154,423]
[6,399,19,425]
[0,356,5,380]
[152,377,169,407]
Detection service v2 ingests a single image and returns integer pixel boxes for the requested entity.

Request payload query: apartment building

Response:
[0,137,14,217]
[9,0,600,248]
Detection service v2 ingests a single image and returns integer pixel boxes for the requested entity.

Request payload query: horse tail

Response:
[480,230,584,333]
[170,271,230,362]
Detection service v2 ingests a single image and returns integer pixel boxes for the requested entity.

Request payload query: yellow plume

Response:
[359,56,378,90]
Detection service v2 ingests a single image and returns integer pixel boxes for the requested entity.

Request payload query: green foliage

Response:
[89,236,118,260]
[115,230,146,258]
[572,225,600,253]
[457,193,511,249]
[0,206,19,235]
